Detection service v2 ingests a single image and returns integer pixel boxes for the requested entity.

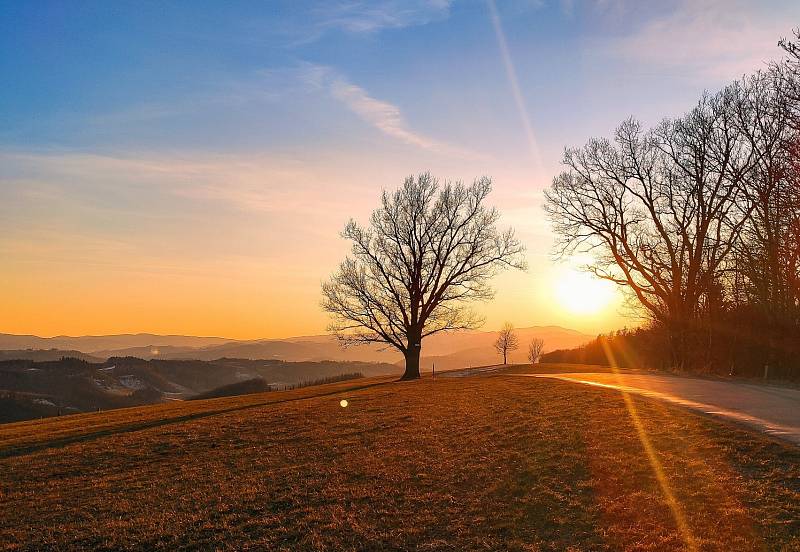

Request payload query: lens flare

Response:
[340,399,348,408]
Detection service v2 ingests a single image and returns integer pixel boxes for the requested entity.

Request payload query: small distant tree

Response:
[322,174,526,380]
[527,337,544,364]
[494,322,519,364]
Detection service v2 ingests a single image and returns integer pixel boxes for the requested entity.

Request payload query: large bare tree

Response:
[729,59,800,374]
[732,69,799,321]
[322,174,525,380]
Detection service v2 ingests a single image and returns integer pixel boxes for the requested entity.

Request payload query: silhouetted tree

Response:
[539,33,800,378]
[729,67,800,373]
[780,29,800,59]
[544,88,755,369]
[779,29,800,113]
[322,174,525,380]
[527,337,544,364]
[494,322,519,364]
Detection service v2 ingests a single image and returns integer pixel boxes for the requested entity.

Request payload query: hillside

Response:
[189,378,273,400]
[1,369,798,550]
[0,357,398,423]
[0,349,103,363]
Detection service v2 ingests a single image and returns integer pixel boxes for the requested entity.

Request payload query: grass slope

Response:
[1,368,798,551]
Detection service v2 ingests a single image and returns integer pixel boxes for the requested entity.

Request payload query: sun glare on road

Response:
[555,268,615,315]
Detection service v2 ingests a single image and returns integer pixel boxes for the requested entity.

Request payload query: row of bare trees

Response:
[544,33,800,378]
[493,323,544,364]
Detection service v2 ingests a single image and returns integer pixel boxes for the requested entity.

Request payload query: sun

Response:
[554,268,615,315]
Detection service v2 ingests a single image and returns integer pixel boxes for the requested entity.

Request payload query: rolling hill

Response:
[0,349,104,362]
[0,333,232,353]
[0,357,399,423]
[0,327,593,422]
[0,326,593,366]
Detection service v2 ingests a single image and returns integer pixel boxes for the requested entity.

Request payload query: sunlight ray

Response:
[601,340,699,552]
[487,0,543,170]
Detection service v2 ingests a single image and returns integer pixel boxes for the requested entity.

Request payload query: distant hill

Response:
[189,378,272,400]
[189,371,365,400]
[0,349,104,363]
[418,326,594,370]
[0,333,232,353]
[0,326,593,367]
[0,357,400,423]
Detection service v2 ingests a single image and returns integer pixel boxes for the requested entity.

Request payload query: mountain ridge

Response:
[0,326,594,368]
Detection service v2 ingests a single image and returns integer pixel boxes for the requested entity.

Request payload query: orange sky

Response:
[3,1,786,339]
[0,152,627,339]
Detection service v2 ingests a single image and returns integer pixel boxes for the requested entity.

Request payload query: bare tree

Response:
[322,174,525,380]
[780,28,800,60]
[494,322,519,364]
[732,69,799,313]
[544,89,755,368]
[527,337,544,364]
[727,63,800,375]
[540,34,800,378]
[779,29,800,101]
[777,30,800,138]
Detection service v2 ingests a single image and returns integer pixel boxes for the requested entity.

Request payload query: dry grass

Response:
[1,371,798,551]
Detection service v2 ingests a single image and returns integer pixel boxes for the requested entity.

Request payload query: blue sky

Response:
[1,0,797,338]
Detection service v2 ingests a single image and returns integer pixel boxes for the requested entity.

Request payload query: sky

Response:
[1,0,797,339]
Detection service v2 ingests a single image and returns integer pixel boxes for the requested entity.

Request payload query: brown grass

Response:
[1,371,798,551]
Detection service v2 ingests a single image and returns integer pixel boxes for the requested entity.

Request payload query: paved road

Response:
[518,372,800,445]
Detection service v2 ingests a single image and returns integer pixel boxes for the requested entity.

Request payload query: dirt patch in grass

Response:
[1,374,798,550]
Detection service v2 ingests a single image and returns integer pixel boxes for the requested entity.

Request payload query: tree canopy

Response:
[323,174,525,379]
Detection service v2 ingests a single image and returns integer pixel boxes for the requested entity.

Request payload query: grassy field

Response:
[1,367,799,551]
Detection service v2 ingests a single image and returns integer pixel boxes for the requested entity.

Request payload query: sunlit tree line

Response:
[544,33,800,379]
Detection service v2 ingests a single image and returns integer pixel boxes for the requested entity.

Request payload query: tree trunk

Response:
[402,346,421,380]
[667,320,687,372]
[503,350,507,364]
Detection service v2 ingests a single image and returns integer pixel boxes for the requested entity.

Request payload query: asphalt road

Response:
[519,371,800,445]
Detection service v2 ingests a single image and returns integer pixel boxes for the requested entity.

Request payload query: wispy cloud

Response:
[559,0,627,19]
[310,0,452,34]
[329,78,463,155]
[0,150,357,217]
[601,0,797,81]
[301,64,481,158]
[276,0,454,46]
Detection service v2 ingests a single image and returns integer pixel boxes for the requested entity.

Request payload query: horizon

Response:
[2,1,798,339]
[0,322,594,342]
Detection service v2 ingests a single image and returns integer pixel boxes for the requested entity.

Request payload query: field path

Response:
[515,371,800,445]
